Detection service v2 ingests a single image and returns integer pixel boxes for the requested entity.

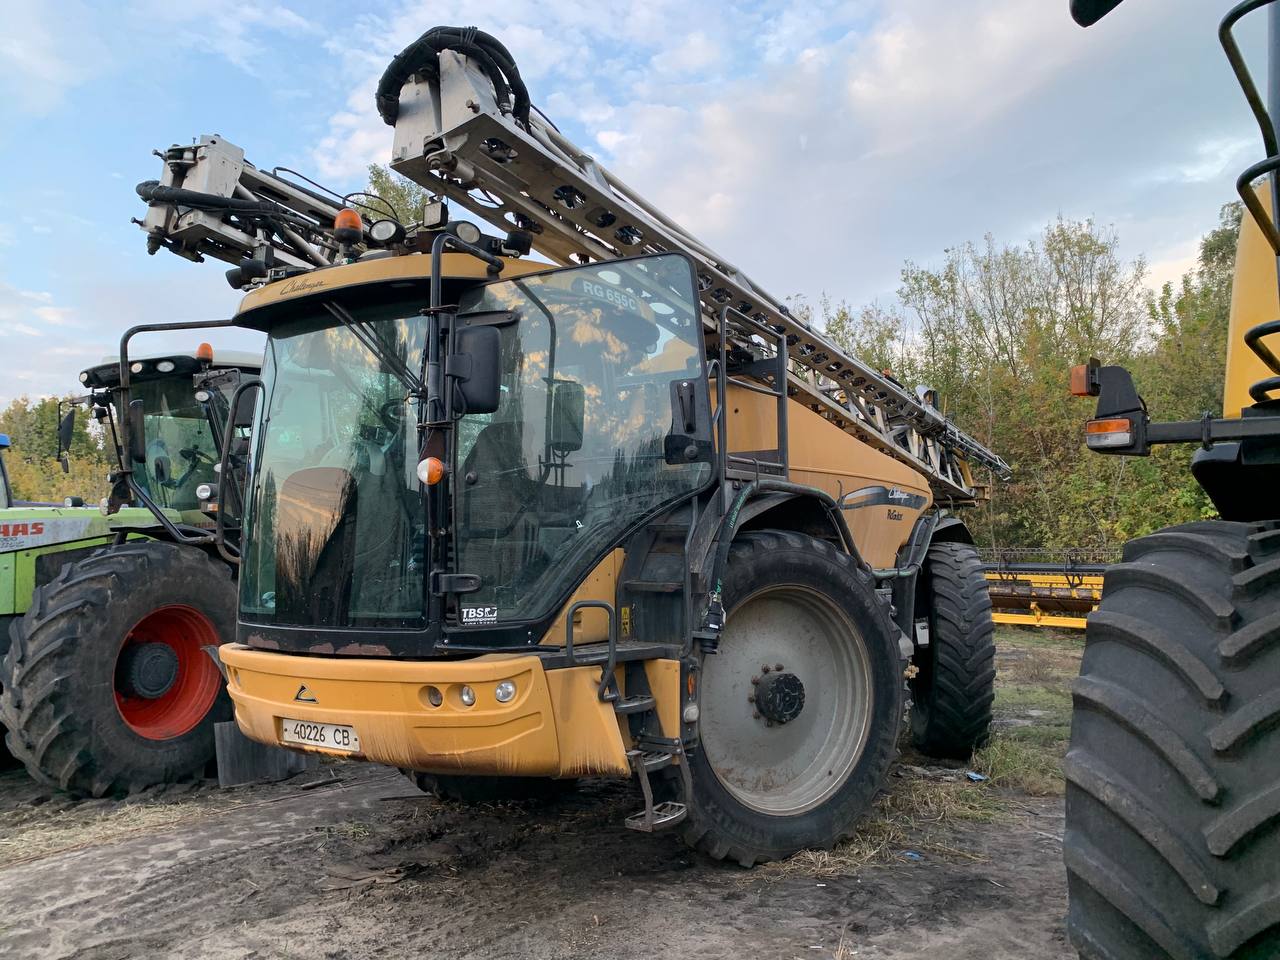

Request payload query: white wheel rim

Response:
[699,584,874,815]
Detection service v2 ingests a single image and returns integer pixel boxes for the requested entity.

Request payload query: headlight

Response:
[156,360,175,373]
[195,483,215,501]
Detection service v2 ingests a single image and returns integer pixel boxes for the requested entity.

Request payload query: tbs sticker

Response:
[461,606,498,625]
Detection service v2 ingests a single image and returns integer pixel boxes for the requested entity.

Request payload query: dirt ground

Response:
[0,628,1081,960]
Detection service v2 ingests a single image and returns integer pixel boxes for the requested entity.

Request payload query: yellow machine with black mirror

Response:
[1064,1,1280,956]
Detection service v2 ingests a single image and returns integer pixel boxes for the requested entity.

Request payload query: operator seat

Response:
[461,420,538,589]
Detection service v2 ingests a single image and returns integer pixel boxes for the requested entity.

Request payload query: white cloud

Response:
[650,32,721,76]
[0,1,110,114]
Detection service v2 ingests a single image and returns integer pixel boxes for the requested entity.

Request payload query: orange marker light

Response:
[1085,417,1132,449]
[334,208,363,232]
[1070,364,1096,397]
[196,342,214,363]
[416,456,445,485]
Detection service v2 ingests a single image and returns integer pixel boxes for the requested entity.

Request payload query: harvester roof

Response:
[79,350,262,389]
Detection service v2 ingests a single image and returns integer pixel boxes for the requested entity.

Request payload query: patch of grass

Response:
[962,625,1081,797]
[973,736,1066,796]
[759,775,1001,878]
[0,800,203,867]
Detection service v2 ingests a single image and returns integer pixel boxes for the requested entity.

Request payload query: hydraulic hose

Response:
[376,25,531,129]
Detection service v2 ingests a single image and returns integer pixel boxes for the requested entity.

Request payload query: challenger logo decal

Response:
[294,684,318,703]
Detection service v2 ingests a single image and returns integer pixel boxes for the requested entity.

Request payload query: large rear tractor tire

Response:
[683,530,904,867]
[0,541,236,798]
[403,771,578,804]
[909,540,996,760]
[1065,520,1280,959]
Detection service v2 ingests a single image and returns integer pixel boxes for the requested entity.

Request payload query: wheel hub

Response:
[117,642,180,699]
[755,671,805,724]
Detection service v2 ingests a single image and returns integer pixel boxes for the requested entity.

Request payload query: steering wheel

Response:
[378,399,406,432]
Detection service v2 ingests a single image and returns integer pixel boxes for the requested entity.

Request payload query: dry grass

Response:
[0,800,204,867]
[757,774,1001,879]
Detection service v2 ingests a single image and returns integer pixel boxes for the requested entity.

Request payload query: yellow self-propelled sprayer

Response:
[131,27,1009,864]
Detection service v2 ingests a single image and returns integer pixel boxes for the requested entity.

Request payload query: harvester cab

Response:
[132,27,1010,864]
[68,348,261,538]
[1061,2,1280,957]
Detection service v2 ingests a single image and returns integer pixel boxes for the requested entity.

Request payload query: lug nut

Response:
[751,676,760,685]
[761,665,771,673]
[775,663,784,672]
[752,711,761,719]
[747,694,755,703]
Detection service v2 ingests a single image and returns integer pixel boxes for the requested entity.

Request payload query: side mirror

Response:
[153,455,171,485]
[452,325,502,415]
[549,380,585,454]
[1070,0,1123,26]
[57,408,75,461]
[128,398,147,464]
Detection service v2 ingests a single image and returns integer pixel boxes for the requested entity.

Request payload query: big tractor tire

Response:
[0,541,235,798]
[403,771,578,804]
[909,540,996,760]
[1065,520,1280,959]
[683,530,904,867]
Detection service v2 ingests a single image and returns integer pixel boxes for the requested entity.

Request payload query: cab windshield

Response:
[129,376,224,512]
[453,253,709,625]
[239,302,425,629]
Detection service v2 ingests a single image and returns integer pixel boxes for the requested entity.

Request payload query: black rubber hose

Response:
[376,25,530,129]
[136,181,315,229]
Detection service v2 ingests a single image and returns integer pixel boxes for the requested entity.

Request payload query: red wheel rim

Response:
[114,605,222,740]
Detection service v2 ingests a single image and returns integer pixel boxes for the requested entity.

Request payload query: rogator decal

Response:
[0,516,96,551]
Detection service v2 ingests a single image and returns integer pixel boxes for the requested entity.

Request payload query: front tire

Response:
[683,530,904,866]
[0,541,235,797]
[909,540,996,759]
[1065,521,1280,959]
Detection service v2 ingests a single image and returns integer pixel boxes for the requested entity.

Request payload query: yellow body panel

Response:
[540,549,624,646]
[724,385,932,568]
[1224,180,1279,418]
[221,644,631,776]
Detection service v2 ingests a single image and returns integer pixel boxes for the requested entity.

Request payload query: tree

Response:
[816,213,1237,552]
[362,165,435,224]
[0,395,114,503]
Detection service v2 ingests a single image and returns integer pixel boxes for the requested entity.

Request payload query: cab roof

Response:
[233,251,551,330]
[80,350,262,390]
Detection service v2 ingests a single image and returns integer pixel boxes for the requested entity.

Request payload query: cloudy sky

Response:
[0,0,1267,403]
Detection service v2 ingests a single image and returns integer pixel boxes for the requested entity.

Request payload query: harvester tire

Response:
[0,541,235,797]
[909,540,996,759]
[1065,520,1280,959]
[404,771,577,804]
[683,530,904,867]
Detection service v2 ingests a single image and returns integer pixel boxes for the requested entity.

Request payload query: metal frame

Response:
[380,49,1009,503]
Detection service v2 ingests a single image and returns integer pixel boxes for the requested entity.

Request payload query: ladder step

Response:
[625,801,687,832]
[628,749,675,773]
[614,695,656,715]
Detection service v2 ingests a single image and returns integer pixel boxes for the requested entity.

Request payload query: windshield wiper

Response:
[323,301,425,397]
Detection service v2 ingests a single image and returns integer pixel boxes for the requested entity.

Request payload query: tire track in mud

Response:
[0,768,1072,960]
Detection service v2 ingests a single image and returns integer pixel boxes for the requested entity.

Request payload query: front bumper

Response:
[220,644,632,777]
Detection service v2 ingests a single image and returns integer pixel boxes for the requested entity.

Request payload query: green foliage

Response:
[0,395,114,504]
[810,208,1240,551]
[363,165,435,224]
